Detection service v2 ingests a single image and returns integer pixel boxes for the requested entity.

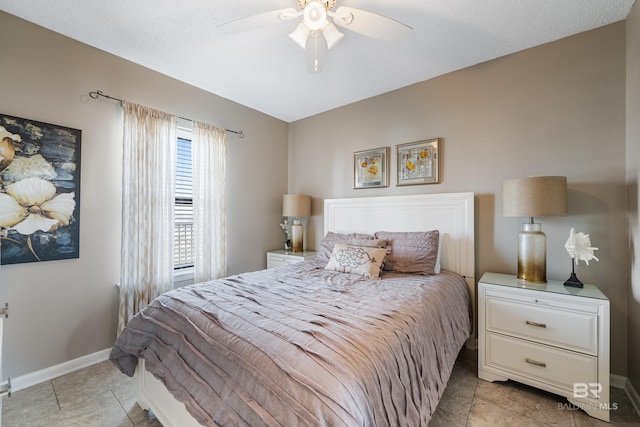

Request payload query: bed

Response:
[110,192,476,426]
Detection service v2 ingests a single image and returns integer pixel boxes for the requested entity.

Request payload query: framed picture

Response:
[396,138,440,186]
[0,114,81,265]
[353,147,389,189]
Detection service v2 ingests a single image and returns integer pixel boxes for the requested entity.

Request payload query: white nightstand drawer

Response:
[266,250,317,269]
[268,255,300,268]
[486,296,598,354]
[485,333,598,393]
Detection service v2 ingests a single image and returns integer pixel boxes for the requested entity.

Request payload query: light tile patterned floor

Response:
[2,360,160,427]
[431,349,640,427]
[3,349,639,426]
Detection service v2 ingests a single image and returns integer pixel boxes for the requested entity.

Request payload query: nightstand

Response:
[266,250,317,269]
[478,272,610,422]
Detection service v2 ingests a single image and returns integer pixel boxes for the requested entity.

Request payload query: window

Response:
[175,134,194,270]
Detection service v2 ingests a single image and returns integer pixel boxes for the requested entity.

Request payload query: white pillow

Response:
[325,244,388,279]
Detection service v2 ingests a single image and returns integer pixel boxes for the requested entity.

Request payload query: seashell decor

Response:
[564,228,599,265]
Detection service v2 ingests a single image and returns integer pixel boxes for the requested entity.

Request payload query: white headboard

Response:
[324,192,476,346]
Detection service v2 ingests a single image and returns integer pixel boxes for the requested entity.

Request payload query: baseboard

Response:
[611,374,640,418]
[624,377,640,419]
[10,348,111,393]
[465,337,478,350]
[611,373,627,389]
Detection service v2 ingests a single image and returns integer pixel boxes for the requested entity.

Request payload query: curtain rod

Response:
[88,90,244,138]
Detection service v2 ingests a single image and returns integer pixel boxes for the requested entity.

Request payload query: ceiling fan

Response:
[218,0,412,73]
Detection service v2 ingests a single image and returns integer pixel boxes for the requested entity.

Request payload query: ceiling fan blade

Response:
[331,6,412,41]
[306,34,327,74]
[218,8,301,34]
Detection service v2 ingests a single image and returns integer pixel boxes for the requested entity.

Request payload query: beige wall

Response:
[627,1,640,394]
[289,23,629,375]
[0,12,288,377]
[0,9,635,387]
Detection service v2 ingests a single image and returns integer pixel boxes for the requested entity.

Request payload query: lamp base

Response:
[517,222,547,283]
[291,219,303,252]
[564,272,584,288]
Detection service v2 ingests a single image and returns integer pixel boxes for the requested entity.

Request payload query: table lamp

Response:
[502,176,567,282]
[282,194,311,252]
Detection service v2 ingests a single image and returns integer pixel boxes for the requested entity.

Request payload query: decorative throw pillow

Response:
[324,244,388,279]
[374,230,440,275]
[316,232,376,264]
[353,238,390,270]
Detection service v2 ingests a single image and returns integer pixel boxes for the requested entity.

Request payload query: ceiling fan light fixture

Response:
[219,0,413,74]
[322,22,343,49]
[289,22,311,49]
[303,1,328,30]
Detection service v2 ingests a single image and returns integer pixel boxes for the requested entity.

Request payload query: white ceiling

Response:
[0,0,634,123]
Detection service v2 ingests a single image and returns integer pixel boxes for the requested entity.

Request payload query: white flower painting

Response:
[0,115,81,264]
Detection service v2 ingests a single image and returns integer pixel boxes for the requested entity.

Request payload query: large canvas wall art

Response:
[0,114,81,265]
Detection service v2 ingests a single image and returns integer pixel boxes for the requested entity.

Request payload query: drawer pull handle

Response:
[525,320,547,328]
[525,358,547,368]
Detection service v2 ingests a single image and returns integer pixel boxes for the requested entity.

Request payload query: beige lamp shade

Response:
[502,176,568,218]
[283,194,311,218]
[502,176,567,283]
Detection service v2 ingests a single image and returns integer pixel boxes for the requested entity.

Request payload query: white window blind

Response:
[175,136,194,269]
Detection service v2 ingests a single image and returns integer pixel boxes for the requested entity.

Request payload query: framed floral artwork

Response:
[354,147,389,189]
[396,138,440,186]
[0,114,81,265]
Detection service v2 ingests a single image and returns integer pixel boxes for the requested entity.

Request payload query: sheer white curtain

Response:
[192,121,227,283]
[118,101,177,335]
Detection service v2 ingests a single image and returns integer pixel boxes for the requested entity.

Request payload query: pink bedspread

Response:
[110,261,471,426]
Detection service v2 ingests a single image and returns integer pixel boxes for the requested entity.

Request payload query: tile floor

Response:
[3,349,639,426]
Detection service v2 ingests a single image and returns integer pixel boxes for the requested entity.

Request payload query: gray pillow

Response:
[316,232,375,264]
[373,230,440,275]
